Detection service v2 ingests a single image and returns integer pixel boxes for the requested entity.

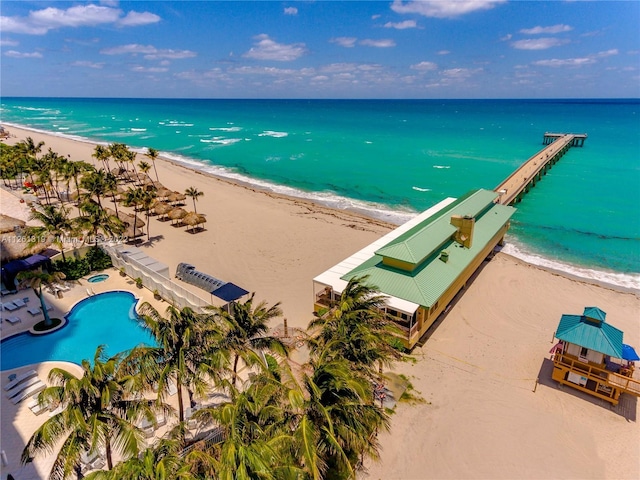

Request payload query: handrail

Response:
[554,353,640,395]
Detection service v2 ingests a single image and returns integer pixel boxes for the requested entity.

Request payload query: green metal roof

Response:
[342,190,516,308]
[555,311,624,358]
[375,189,500,264]
[583,306,606,322]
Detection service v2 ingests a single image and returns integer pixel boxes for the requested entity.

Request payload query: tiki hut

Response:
[168,207,187,226]
[183,212,207,233]
[154,202,173,221]
[167,191,186,206]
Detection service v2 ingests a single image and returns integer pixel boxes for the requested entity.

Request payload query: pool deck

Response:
[0,269,170,479]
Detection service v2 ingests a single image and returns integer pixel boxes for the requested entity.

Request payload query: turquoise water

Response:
[88,274,110,283]
[0,291,154,370]
[1,98,639,288]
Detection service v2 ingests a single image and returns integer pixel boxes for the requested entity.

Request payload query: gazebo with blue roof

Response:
[551,306,640,406]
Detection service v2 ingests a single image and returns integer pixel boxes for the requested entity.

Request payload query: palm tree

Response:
[138,189,157,242]
[76,201,125,245]
[92,145,111,171]
[133,304,224,423]
[210,294,288,388]
[16,270,66,327]
[122,187,144,236]
[63,161,94,205]
[145,147,160,182]
[184,187,204,214]
[25,204,74,263]
[308,276,402,380]
[80,169,111,209]
[138,161,151,185]
[22,346,160,478]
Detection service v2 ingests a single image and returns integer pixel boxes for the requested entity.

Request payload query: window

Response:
[580,347,588,359]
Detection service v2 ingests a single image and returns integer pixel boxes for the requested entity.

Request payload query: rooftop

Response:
[555,307,625,358]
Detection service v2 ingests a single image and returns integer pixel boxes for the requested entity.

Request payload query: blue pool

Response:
[88,274,109,283]
[1,291,155,371]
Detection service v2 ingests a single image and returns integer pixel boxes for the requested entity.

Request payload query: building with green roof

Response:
[313,189,516,348]
[551,307,640,405]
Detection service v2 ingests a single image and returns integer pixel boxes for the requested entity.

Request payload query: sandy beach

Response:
[1,124,639,479]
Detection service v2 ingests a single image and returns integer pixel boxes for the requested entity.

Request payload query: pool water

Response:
[0,291,155,371]
[88,274,109,283]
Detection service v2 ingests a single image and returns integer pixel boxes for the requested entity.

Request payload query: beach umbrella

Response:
[183,211,207,233]
[168,207,187,225]
[124,224,144,240]
[154,202,172,219]
[157,188,172,199]
[0,214,26,234]
[168,191,186,205]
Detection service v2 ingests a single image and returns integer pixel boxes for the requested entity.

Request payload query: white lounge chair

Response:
[4,369,37,391]
[6,377,42,399]
[11,381,46,404]
[5,316,21,325]
[12,298,26,308]
[41,304,53,312]
[28,397,49,415]
[3,302,18,311]
[167,380,178,396]
[27,307,41,316]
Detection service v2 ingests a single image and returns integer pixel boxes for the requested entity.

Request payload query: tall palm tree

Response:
[16,270,66,327]
[22,346,160,478]
[80,169,111,209]
[137,161,151,185]
[308,276,402,380]
[76,201,125,245]
[63,161,94,205]
[138,189,157,242]
[133,304,224,423]
[210,294,288,388]
[184,187,204,214]
[145,147,160,182]
[25,204,74,262]
[92,145,111,171]
[122,187,144,237]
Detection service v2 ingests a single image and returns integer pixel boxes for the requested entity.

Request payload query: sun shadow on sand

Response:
[536,358,637,421]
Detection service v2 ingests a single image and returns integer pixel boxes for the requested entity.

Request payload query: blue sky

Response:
[1,1,638,98]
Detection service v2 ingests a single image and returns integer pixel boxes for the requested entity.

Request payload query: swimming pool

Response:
[1,291,155,371]
[88,274,109,283]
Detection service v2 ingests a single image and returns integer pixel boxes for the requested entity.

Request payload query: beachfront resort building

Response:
[551,307,640,406]
[312,189,516,349]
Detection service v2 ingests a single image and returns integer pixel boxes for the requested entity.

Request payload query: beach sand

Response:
[1,125,639,479]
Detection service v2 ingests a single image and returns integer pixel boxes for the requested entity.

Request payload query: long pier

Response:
[495,132,587,205]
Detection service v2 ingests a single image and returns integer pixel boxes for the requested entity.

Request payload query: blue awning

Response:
[211,282,249,302]
[622,344,640,361]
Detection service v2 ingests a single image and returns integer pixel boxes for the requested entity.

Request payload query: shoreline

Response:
[2,121,638,294]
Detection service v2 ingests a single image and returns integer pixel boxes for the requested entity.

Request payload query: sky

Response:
[1,1,639,99]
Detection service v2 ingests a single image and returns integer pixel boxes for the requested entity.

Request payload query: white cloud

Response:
[391,0,505,19]
[500,34,512,41]
[411,61,438,71]
[0,39,19,46]
[284,7,298,16]
[360,39,396,48]
[71,60,104,69]
[330,37,357,48]
[131,66,168,73]
[0,4,160,35]
[437,50,450,55]
[118,11,160,27]
[384,20,417,29]
[520,24,572,35]
[100,44,196,60]
[533,49,618,67]
[512,38,569,50]
[243,34,306,61]
[5,50,42,58]
[442,67,482,78]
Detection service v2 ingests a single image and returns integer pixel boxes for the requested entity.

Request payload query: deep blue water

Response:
[1,98,639,288]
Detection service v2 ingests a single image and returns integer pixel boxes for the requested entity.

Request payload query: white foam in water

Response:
[412,186,431,192]
[209,126,242,132]
[258,130,288,138]
[200,137,242,146]
[433,165,451,169]
[501,241,640,291]
[130,128,147,132]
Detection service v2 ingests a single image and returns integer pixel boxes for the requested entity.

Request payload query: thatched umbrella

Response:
[124,224,144,241]
[167,207,187,226]
[157,188,172,199]
[183,211,207,233]
[106,208,145,228]
[154,202,173,220]
[167,191,186,205]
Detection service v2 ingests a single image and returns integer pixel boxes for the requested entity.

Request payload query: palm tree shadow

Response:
[536,358,637,421]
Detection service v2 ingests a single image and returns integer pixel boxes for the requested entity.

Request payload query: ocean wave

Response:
[412,186,431,192]
[200,137,242,146]
[209,126,242,132]
[258,130,288,138]
[501,241,640,291]
[433,165,450,169]
[130,128,147,132]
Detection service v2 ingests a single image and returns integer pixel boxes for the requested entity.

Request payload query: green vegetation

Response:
[20,276,405,480]
[52,246,112,280]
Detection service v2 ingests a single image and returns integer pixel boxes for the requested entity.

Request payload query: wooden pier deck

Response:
[495,133,586,206]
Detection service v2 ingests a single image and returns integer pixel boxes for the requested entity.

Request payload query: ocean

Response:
[1,98,639,289]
